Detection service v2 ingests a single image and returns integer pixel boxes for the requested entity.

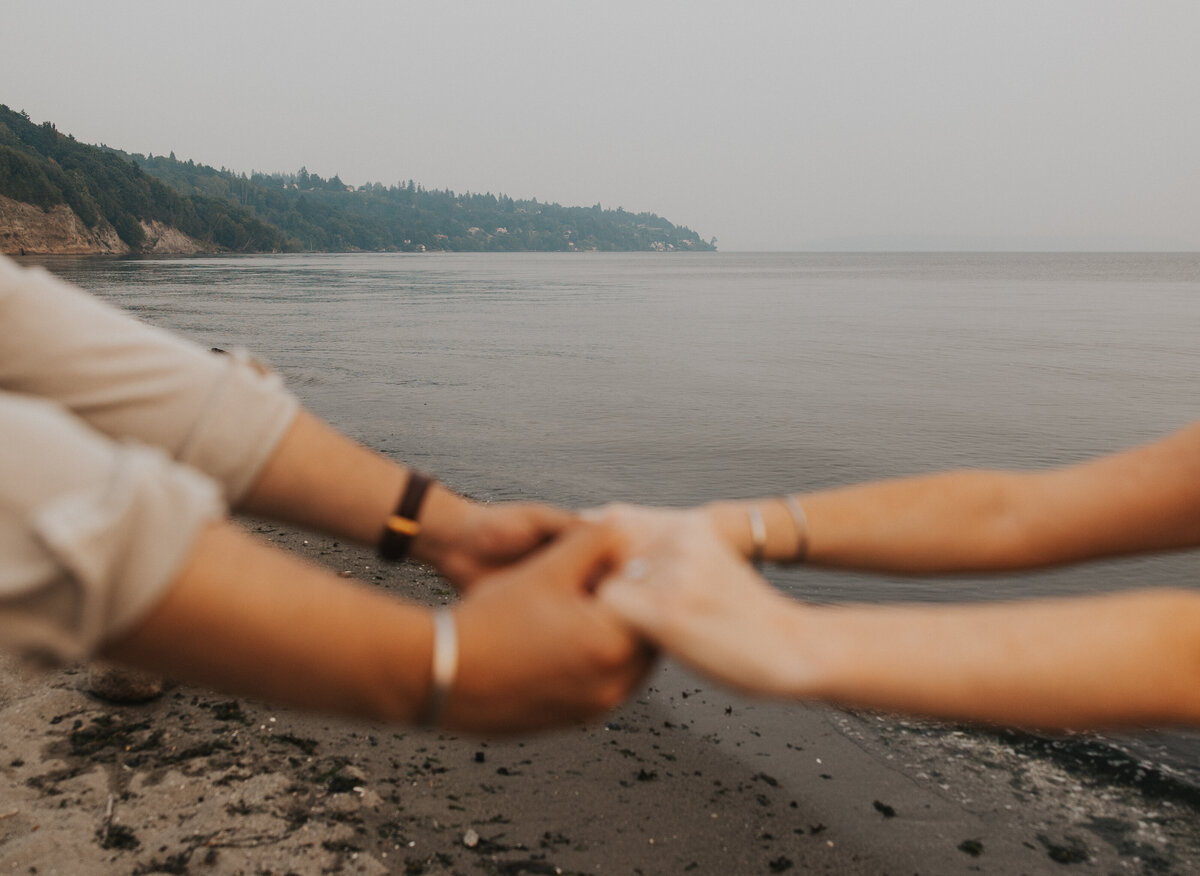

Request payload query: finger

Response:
[518,502,577,539]
[579,502,634,524]
[591,642,659,715]
[500,520,626,594]
[604,506,695,549]
[596,574,664,641]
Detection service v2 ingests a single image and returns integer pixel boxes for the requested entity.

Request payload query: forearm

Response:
[103,520,435,723]
[706,470,1029,572]
[710,469,1054,572]
[708,420,1200,574]
[237,409,470,562]
[104,518,650,733]
[238,410,573,587]
[788,588,1200,729]
[601,507,1200,731]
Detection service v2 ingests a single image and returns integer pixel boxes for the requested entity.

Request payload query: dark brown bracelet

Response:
[379,471,434,562]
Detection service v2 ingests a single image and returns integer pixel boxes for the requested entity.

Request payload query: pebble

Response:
[86,662,165,703]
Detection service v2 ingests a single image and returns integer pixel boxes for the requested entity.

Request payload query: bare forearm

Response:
[802,469,1043,572]
[709,420,1200,574]
[707,469,1032,573]
[790,589,1200,729]
[235,410,572,588]
[103,521,434,723]
[601,508,1200,731]
[237,409,470,556]
[105,518,649,734]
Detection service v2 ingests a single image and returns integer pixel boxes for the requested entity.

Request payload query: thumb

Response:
[503,520,625,594]
[595,568,664,641]
[518,502,577,540]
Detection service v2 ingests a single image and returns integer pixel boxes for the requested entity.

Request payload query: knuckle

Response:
[582,677,632,714]
[597,680,631,712]
[594,502,634,525]
[588,632,636,673]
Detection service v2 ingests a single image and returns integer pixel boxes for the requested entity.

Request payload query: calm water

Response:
[33,250,1200,783]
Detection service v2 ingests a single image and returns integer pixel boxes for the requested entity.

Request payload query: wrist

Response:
[704,499,807,564]
[771,601,825,699]
[410,482,474,568]
[704,501,753,557]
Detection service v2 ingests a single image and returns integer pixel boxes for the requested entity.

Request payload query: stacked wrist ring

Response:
[747,506,767,565]
[419,608,458,728]
[782,494,809,563]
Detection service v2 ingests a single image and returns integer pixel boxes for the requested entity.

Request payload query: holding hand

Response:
[415,500,575,591]
[596,506,808,698]
[239,411,576,590]
[445,521,655,733]
[594,505,1200,729]
[107,517,653,734]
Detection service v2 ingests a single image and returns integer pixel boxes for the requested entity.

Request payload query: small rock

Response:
[958,839,984,857]
[463,828,480,848]
[328,765,368,794]
[86,662,165,703]
[872,800,897,818]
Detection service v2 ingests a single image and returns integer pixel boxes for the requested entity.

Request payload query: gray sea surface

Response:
[34,250,1200,790]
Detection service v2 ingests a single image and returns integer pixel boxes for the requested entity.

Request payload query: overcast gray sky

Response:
[4,1,1198,251]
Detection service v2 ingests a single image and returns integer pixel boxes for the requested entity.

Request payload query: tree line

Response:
[0,105,287,251]
[0,105,715,254]
[134,157,715,253]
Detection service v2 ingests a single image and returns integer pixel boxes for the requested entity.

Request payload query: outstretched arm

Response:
[106,519,648,734]
[0,257,569,589]
[599,509,1200,730]
[705,418,1200,574]
[2,375,640,733]
[239,409,572,588]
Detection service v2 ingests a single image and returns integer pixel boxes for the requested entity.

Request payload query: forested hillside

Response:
[0,105,286,252]
[132,154,714,253]
[0,104,714,254]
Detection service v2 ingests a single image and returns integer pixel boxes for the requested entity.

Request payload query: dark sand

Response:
[4,524,1200,875]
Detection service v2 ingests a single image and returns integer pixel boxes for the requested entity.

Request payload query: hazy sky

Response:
[4,1,1198,251]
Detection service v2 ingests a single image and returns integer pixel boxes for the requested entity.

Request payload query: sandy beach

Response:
[4,523,1200,875]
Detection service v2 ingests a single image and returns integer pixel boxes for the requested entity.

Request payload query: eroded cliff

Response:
[0,194,208,255]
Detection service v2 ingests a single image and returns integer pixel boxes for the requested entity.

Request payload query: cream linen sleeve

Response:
[1,390,224,663]
[0,255,299,504]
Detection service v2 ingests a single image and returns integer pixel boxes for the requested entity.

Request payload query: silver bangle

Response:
[420,608,458,728]
[782,494,809,563]
[747,505,767,564]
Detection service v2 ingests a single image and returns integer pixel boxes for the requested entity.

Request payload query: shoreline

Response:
[3,524,1199,874]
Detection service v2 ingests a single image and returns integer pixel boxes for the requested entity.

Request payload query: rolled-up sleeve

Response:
[0,256,299,503]
[1,390,224,663]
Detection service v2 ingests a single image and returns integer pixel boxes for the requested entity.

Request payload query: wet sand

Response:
[3,524,1200,875]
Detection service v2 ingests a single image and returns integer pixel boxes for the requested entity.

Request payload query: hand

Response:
[415,498,575,591]
[443,520,655,733]
[597,506,807,698]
